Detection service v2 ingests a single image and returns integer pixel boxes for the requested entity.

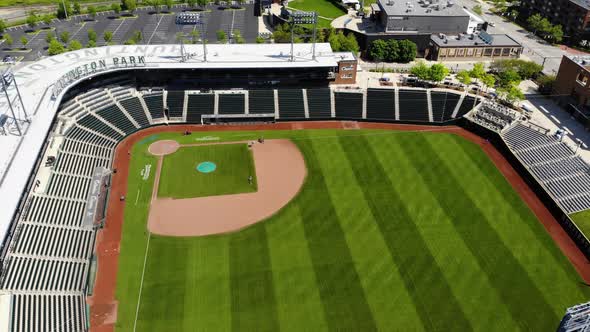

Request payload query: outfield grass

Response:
[157,143,257,199]
[115,129,590,331]
[571,210,590,239]
[287,0,346,19]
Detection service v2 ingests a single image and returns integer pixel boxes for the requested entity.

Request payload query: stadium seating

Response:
[120,97,151,128]
[143,94,165,120]
[278,89,306,119]
[10,294,87,332]
[335,92,363,119]
[456,95,480,118]
[186,94,215,123]
[430,91,461,122]
[218,94,246,115]
[77,114,124,141]
[398,89,429,122]
[366,89,395,121]
[503,123,590,213]
[306,88,332,119]
[166,91,185,118]
[96,105,138,135]
[248,90,275,114]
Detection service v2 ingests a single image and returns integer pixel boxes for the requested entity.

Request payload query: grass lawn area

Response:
[287,0,346,19]
[157,143,257,199]
[571,210,590,239]
[114,129,590,332]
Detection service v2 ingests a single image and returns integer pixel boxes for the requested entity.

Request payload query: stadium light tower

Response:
[289,10,318,62]
[175,12,207,62]
[1,69,29,136]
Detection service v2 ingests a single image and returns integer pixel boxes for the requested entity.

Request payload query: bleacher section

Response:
[503,123,590,213]
[306,88,332,119]
[335,92,363,119]
[457,95,479,118]
[278,89,305,119]
[248,90,275,114]
[398,90,429,122]
[218,94,246,115]
[469,102,520,133]
[166,91,185,118]
[120,97,150,127]
[431,91,461,122]
[10,294,87,332]
[96,105,137,135]
[366,89,395,121]
[186,94,215,123]
[143,94,164,120]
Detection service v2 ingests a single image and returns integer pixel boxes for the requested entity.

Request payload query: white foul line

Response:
[133,231,151,332]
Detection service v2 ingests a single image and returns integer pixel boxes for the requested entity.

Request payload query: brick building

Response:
[519,0,590,44]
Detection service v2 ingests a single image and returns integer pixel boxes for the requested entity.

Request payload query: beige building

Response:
[428,32,523,61]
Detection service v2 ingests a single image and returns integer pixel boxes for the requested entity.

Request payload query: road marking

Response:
[147,15,164,44]
[133,231,151,332]
[550,115,561,124]
[539,106,549,114]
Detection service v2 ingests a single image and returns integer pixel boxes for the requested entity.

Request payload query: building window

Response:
[439,48,447,56]
[493,48,502,56]
[466,48,474,56]
[502,48,510,56]
[457,48,465,57]
[448,48,456,56]
[483,48,493,56]
[475,48,483,57]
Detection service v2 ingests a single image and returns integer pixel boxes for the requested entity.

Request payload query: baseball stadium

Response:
[1,35,590,332]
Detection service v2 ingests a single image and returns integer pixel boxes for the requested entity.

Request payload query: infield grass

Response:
[157,143,257,199]
[115,129,590,332]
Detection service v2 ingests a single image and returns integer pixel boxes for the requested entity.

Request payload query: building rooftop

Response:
[430,33,522,47]
[567,54,590,70]
[378,0,468,17]
[571,0,590,11]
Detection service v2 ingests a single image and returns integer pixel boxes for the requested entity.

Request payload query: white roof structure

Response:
[0,43,339,245]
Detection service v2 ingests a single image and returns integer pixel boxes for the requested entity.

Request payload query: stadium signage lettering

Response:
[51,56,146,99]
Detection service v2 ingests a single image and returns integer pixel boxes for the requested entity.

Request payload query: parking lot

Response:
[0,4,259,61]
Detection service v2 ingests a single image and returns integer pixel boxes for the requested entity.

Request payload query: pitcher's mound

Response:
[148,140,180,156]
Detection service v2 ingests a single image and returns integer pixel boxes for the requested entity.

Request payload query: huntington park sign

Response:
[50,55,146,99]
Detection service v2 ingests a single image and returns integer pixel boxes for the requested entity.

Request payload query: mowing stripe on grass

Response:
[295,139,378,331]
[312,138,425,330]
[450,135,576,276]
[402,134,559,330]
[339,135,472,331]
[229,226,280,332]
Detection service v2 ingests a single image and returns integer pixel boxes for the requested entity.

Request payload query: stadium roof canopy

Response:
[0,43,339,245]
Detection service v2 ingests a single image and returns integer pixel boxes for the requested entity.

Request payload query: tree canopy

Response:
[368,39,416,63]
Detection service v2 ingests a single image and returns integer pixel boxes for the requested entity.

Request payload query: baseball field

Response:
[109,127,590,331]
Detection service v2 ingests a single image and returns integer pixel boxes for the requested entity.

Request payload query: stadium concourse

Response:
[0,41,589,330]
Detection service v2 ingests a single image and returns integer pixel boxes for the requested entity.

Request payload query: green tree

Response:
[60,31,70,44]
[548,24,564,42]
[111,3,122,15]
[470,62,486,80]
[68,39,82,50]
[123,0,137,13]
[103,30,113,43]
[368,39,388,61]
[500,85,524,103]
[255,36,265,44]
[45,31,55,44]
[0,19,6,34]
[233,29,244,44]
[187,0,197,7]
[26,11,38,29]
[537,74,556,94]
[42,14,52,26]
[48,39,65,55]
[216,30,227,43]
[481,73,496,90]
[472,5,483,15]
[429,63,449,82]
[396,39,417,63]
[189,29,200,44]
[73,2,81,14]
[57,1,71,19]
[527,13,543,34]
[87,39,96,48]
[87,28,97,42]
[497,69,521,87]
[88,6,97,19]
[197,0,207,8]
[4,33,12,47]
[457,70,472,85]
[130,30,142,43]
[20,35,28,49]
[165,0,174,11]
[410,62,431,81]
